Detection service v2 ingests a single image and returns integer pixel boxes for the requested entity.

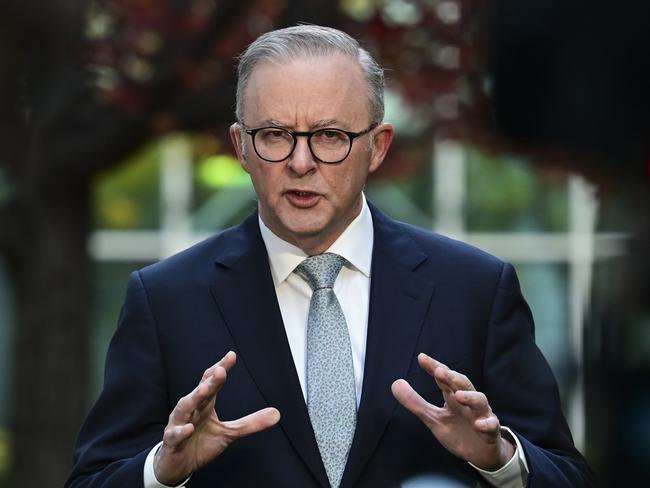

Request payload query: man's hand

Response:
[391,353,515,472]
[153,351,281,485]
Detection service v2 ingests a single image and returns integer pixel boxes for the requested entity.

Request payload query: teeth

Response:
[295,191,310,196]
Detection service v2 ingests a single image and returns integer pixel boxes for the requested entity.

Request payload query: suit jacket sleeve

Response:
[65,271,169,487]
[483,263,594,487]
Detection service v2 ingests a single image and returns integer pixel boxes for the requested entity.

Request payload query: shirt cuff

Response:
[469,427,530,488]
[143,441,192,488]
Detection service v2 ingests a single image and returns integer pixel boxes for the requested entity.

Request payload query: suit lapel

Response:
[341,205,436,488]
[209,213,330,488]
[208,206,436,488]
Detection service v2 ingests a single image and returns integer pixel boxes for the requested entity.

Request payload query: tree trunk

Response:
[7,187,92,487]
[0,3,312,485]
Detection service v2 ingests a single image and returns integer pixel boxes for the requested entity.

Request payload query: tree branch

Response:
[29,0,252,183]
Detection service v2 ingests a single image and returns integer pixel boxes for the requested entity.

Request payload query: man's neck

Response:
[260,198,365,256]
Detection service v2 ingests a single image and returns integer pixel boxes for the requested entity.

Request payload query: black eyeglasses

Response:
[242,123,378,164]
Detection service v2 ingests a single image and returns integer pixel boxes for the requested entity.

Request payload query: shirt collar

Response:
[259,195,374,286]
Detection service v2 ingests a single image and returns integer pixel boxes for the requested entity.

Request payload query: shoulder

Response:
[405,221,501,266]
[137,217,256,286]
[370,204,508,286]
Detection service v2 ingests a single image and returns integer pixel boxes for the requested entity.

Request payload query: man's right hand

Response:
[153,351,281,486]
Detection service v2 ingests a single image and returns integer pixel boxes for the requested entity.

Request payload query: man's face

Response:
[230,54,393,254]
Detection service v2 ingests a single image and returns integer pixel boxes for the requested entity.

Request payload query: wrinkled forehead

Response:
[242,54,373,125]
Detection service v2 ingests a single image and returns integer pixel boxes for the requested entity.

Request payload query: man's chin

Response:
[279,220,337,252]
[279,211,328,236]
[284,224,327,241]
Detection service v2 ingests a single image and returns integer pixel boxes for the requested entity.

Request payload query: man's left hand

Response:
[392,353,515,471]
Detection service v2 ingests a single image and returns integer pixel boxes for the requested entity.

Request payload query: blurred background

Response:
[0,0,649,486]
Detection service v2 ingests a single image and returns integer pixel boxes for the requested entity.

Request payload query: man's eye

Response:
[317,130,346,142]
[260,129,290,141]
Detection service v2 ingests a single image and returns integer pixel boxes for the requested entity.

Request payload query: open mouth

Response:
[286,190,320,208]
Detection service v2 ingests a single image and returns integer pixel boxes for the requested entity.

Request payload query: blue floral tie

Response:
[294,253,357,488]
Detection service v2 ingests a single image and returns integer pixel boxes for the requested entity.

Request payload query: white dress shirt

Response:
[259,197,373,406]
[144,196,528,488]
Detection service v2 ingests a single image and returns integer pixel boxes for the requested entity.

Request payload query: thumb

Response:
[222,407,281,438]
[392,379,439,425]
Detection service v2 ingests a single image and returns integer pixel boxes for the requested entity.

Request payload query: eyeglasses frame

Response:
[242,122,378,164]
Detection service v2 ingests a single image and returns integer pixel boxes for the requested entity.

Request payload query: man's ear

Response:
[229,123,250,173]
[368,122,394,174]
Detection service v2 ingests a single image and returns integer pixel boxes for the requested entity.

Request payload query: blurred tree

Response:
[341,0,487,179]
[0,0,271,485]
[482,0,650,483]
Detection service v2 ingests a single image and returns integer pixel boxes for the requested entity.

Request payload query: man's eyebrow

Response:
[313,119,344,129]
[253,119,347,129]
[256,119,289,128]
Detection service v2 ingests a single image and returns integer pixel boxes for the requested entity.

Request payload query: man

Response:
[67,25,593,488]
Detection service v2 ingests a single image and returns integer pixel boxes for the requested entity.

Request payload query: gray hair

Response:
[235,24,385,124]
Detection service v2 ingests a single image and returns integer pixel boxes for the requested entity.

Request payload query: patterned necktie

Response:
[294,253,357,488]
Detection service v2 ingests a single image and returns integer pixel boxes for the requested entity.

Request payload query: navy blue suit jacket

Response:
[67,204,593,487]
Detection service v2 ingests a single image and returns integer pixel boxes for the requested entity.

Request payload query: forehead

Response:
[243,54,372,127]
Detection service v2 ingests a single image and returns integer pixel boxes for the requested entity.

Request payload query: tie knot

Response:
[295,253,346,291]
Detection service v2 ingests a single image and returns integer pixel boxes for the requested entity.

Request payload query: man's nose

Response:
[287,137,317,175]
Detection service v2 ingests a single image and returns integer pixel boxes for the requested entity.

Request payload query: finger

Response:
[417,353,457,395]
[170,367,226,425]
[417,353,448,377]
[221,407,281,438]
[218,350,237,373]
[391,379,440,426]
[454,390,491,416]
[431,369,455,399]
[198,353,236,404]
[430,362,474,394]
[474,414,501,438]
[162,423,195,449]
[414,354,454,399]
[201,351,237,381]
[202,363,231,403]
